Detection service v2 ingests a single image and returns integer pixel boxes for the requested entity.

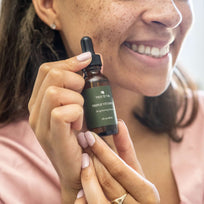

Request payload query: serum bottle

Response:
[81,36,118,136]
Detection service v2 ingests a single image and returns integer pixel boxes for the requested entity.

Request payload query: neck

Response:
[110,83,154,142]
[111,84,143,120]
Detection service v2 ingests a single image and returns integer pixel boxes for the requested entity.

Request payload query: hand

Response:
[74,154,109,204]
[76,121,160,203]
[28,52,92,203]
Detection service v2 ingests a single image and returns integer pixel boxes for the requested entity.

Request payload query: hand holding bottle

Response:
[75,121,160,204]
[28,53,92,203]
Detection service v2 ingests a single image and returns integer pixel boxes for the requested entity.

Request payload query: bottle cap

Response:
[81,36,102,67]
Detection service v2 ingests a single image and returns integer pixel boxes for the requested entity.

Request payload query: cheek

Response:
[172,3,193,65]
[92,2,137,44]
[181,6,193,35]
[58,1,105,55]
[67,1,137,50]
[176,3,193,42]
[59,0,140,59]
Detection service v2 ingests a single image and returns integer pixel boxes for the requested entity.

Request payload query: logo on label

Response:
[100,91,105,95]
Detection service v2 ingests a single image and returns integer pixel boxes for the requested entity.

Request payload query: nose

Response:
[142,0,182,29]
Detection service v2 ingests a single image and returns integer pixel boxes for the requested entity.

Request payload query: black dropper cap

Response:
[81,36,102,67]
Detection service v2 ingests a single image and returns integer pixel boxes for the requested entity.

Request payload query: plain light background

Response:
[0,1,203,89]
[178,0,204,90]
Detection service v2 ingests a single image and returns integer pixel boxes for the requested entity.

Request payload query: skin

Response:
[75,127,160,204]
[31,0,193,203]
[55,0,193,96]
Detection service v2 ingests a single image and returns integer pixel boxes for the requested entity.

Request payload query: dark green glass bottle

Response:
[81,36,118,136]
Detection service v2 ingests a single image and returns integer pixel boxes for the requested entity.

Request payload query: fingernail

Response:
[76,52,92,62]
[77,132,88,148]
[118,119,125,123]
[82,153,89,169]
[77,189,84,198]
[118,119,126,126]
[85,131,95,147]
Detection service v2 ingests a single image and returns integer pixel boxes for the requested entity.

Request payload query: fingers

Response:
[31,68,85,118]
[113,120,144,175]
[77,153,109,204]
[29,53,91,129]
[83,131,160,204]
[75,153,139,204]
[29,89,84,151]
[75,189,138,204]
[28,53,92,202]
[29,52,91,111]
[29,52,91,131]
[92,156,139,204]
[37,87,84,131]
[77,133,135,202]
[92,156,125,200]
[74,190,86,204]
[29,51,91,148]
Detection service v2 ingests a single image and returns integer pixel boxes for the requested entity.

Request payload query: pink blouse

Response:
[0,92,204,204]
[170,91,204,203]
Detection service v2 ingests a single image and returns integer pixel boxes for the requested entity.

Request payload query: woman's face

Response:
[56,0,193,96]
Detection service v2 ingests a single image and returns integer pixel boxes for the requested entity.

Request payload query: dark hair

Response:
[134,67,198,141]
[0,1,198,141]
[0,1,66,123]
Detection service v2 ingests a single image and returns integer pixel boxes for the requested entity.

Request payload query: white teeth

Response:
[145,46,151,55]
[160,46,169,57]
[151,47,160,56]
[138,45,145,54]
[132,44,137,51]
[126,43,170,58]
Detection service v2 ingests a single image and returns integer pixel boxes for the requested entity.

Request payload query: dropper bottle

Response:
[81,36,118,136]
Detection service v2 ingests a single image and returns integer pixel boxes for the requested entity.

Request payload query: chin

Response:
[141,69,174,97]
[141,80,171,97]
[143,87,168,97]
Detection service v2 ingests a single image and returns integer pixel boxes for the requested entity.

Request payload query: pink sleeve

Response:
[170,91,204,204]
[0,120,61,204]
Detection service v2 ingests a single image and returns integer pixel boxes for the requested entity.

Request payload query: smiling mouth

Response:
[124,42,170,58]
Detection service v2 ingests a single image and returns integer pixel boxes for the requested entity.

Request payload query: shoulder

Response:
[0,120,48,162]
[0,120,61,204]
[170,91,204,203]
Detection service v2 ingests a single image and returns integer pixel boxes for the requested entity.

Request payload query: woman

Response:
[0,0,203,203]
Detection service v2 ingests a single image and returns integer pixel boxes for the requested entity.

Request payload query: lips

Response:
[124,41,170,58]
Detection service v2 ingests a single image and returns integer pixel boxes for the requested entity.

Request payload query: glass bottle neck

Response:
[84,66,101,77]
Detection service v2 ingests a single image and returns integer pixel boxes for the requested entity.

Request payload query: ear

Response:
[32,0,61,30]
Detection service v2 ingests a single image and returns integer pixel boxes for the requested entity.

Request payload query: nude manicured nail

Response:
[76,52,91,61]
[77,132,88,148]
[82,153,89,169]
[77,189,84,199]
[85,131,95,146]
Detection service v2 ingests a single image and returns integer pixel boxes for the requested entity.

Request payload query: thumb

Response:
[113,120,144,176]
